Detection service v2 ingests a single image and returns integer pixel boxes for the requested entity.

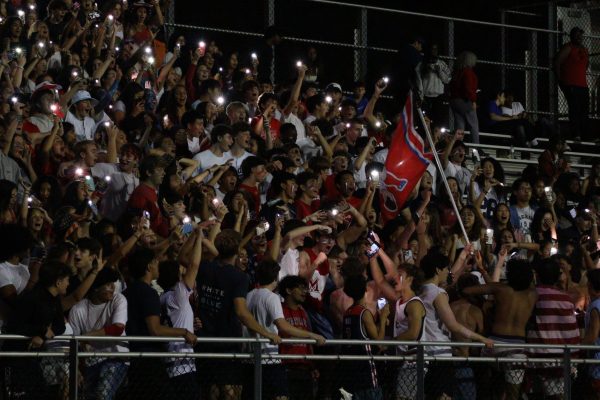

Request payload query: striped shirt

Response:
[526,285,580,376]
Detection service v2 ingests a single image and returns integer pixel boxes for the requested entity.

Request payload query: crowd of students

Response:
[0,0,600,399]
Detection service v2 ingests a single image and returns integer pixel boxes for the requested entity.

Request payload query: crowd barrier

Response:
[1,335,600,399]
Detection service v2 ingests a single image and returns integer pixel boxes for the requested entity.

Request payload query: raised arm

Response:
[369,253,400,301]
[182,227,203,289]
[282,64,307,116]
[363,79,386,124]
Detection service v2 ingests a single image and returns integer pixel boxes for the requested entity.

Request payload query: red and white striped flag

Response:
[380,92,432,222]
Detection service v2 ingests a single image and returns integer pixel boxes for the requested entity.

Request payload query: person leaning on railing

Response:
[419,248,494,400]
[1,261,73,397]
[68,268,128,400]
[122,247,197,400]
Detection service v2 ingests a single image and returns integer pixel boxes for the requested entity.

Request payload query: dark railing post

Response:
[416,344,425,400]
[69,337,78,400]
[563,348,572,400]
[253,340,262,400]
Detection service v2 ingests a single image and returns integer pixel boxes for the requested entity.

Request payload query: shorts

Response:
[424,361,455,397]
[481,334,527,385]
[199,358,246,386]
[454,365,476,400]
[263,364,289,398]
[396,362,421,399]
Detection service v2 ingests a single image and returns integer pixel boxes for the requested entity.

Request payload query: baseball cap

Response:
[325,82,343,93]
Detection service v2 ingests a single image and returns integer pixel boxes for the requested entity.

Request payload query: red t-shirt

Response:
[239,183,261,214]
[128,183,170,237]
[294,199,320,221]
[560,44,588,88]
[324,175,340,201]
[450,67,478,102]
[251,115,281,142]
[279,304,314,366]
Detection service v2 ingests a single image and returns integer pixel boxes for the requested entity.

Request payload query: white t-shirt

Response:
[226,150,252,178]
[93,164,139,222]
[514,205,535,237]
[68,293,128,364]
[419,283,452,356]
[0,261,29,328]
[160,281,195,377]
[281,112,306,142]
[296,137,321,160]
[303,115,316,127]
[193,149,231,176]
[444,162,471,195]
[501,102,525,116]
[245,288,284,362]
[279,248,300,281]
[353,161,367,189]
[0,261,29,295]
[65,111,97,142]
[471,183,504,221]
[187,137,201,155]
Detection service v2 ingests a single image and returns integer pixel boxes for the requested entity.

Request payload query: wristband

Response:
[412,211,421,225]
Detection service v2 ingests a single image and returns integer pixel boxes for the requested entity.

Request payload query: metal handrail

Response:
[465,142,600,159]
[164,23,553,73]
[295,0,600,38]
[2,335,600,350]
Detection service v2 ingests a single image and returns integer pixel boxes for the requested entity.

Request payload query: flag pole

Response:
[416,107,470,245]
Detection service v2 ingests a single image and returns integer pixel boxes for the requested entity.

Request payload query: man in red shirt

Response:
[239,156,268,215]
[295,172,321,221]
[251,92,281,143]
[555,27,590,141]
[334,170,361,209]
[128,155,172,237]
[279,275,319,400]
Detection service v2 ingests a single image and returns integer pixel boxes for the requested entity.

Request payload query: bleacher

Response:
[461,131,599,187]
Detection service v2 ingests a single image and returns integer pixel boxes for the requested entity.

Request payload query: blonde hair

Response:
[455,51,477,69]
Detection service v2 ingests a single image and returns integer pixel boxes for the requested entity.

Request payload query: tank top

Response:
[394,296,426,355]
[560,44,588,88]
[585,297,600,379]
[305,248,329,313]
[341,304,378,390]
[419,283,452,356]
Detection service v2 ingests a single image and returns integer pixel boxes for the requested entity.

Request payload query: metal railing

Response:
[2,335,600,400]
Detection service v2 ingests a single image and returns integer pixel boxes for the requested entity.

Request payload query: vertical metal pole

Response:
[548,3,558,124]
[416,344,425,400]
[360,8,368,80]
[447,20,455,70]
[563,348,572,400]
[267,0,275,26]
[530,31,539,116]
[253,340,262,400]
[501,10,507,90]
[165,0,175,44]
[267,0,275,85]
[68,338,78,400]
[353,29,360,82]
[525,50,532,111]
[447,20,455,129]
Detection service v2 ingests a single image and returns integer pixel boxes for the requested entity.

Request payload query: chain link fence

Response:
[168,0,600,140]
[3,336,600,400]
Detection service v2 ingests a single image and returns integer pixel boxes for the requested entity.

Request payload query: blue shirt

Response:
[486,100,503,127]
